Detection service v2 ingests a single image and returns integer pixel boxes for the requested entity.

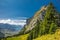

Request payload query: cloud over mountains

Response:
[0,19,26,26]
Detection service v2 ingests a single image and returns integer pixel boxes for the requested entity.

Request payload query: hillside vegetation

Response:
[26,3,60,40]
[2,29,60,40]
[34,29,60,40]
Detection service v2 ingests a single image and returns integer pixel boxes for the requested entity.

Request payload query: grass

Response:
[6,34,29,40]
[33,29,60,40]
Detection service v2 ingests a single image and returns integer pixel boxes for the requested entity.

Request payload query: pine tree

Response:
[49,22,57,34]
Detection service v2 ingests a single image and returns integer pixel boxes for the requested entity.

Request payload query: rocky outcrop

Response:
[24,6,47,33]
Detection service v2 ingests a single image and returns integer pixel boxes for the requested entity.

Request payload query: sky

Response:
[0,0,60,18]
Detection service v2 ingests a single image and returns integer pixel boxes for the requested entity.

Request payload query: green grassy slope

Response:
[5,34,29,40]
[7,34,28,40]
[33,29,60,40]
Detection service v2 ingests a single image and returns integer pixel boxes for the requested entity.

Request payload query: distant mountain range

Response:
[0,19,26,38]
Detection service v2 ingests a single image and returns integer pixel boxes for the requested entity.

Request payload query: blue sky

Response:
[0,0,60,18]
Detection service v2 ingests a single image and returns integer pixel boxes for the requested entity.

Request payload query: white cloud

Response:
[0,19,26,26]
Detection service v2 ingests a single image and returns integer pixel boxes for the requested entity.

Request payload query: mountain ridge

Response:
[24,6,47,33]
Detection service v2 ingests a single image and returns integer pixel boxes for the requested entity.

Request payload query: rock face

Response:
[22,3,60,34]
[22,6,48,33]
[25,6,47,32]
